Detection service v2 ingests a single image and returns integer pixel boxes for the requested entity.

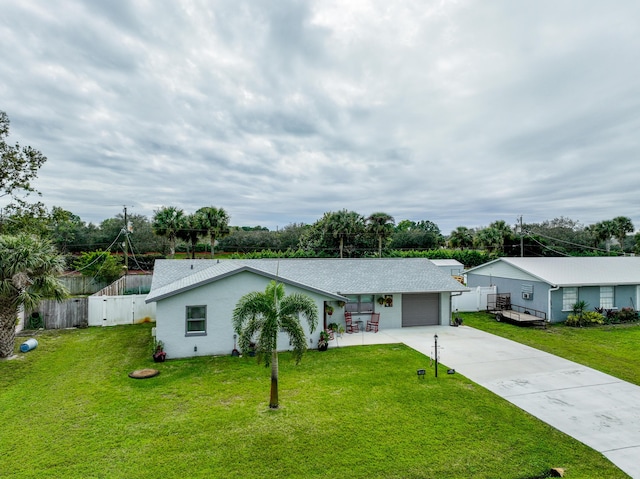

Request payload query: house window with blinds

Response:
[186,305,207,335]
[562,287,578,311]
[600,287,614,309]
[344,295,375,314]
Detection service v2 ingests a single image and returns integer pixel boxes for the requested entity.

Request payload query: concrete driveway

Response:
[334,325,640,478]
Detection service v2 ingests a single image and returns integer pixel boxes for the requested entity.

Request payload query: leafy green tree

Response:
[152,206,186,258]
[611,216,634,252]
[366,212,395,257]
[0,234,67,358]
[390,219,444,250]
[232,281,318,409]
[47,207,85,252]
[96,213,165,255]
[195,206,230,258]
[0,110,47,212]
[218,228,275,253]
[524,217,592,256]
[0,203,48,236]
[73,250,124,284]
[277,223,309,250]
[395,219,416,232]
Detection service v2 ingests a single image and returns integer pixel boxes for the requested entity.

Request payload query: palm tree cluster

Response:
[151,206,230,258]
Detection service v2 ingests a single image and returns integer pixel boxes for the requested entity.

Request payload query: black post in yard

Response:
[434,334,438,378]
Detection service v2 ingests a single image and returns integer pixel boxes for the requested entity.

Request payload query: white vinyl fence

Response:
[88,294,156,327]
[452,286,496,312]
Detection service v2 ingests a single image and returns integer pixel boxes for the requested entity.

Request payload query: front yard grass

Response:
[461,311,640,386]
[0,324,629,479]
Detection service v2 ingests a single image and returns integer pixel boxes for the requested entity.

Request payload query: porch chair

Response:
[366,313,380,333]
[344,311,359,333]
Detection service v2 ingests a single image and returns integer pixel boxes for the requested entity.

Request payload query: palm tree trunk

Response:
[0,304,19,358]
[269,350,279,408]
[378,236,382,258]
[210,233,216,258]
[339,236,344,258]
[169,236,176,258]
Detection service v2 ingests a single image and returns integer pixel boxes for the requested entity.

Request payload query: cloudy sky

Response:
[1,0,639,234]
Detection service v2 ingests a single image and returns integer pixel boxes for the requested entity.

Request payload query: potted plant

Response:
[153,340,166,362]
[325,304,334,316]
[377,296,385,305]
[318,331,330,351]
[248,342,257,357]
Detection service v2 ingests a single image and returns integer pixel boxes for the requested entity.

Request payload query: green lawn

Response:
[0,324,629,479]
[461,311,640,386]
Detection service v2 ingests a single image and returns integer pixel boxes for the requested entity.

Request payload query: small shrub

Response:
[566,311,604,327]
[615,307,639,323]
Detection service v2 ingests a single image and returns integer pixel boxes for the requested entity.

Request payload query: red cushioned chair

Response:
[366,313,380,332]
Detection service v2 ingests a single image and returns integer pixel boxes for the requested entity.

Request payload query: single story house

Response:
[465,257,640,322]
[430,259,464,277]
[145,258,469,358]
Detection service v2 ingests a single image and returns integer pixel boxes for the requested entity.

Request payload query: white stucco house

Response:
[466,256,640,322]
[145,258,469,358]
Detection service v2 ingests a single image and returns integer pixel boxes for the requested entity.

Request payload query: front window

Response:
[186,305,207,335]
[562,288,577,311]
[345,295,374,314]
[600,287,614,309]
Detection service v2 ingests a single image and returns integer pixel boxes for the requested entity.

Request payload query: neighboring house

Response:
[430,259,464,277]
[145,258,469,358]
[465,257,640,322]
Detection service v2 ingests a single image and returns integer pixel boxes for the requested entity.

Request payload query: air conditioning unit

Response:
[522,292,532,300]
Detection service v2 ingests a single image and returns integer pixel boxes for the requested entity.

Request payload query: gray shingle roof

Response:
[467,256,640,287]
[146,258,468,303]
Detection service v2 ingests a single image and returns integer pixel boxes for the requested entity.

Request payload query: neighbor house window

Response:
[186,305,207,335]
[562,288,578,311]
[345,295,374,314]
[600,287,614,309]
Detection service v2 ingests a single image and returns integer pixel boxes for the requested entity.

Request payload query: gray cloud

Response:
[1,0,639,235]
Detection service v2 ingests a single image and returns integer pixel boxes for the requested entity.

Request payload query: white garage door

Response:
[402,293,440,327]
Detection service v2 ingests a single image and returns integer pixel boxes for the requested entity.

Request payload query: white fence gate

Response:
[88,294,156,327]
[452,286,496,312]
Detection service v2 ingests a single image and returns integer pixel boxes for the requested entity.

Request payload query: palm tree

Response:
[448,226,474,250]
[178,213,204,259]
[611,216,634,252]
[474,227,503,252]
[0,234,67,358]
[324,209,365,258]
[594,220,615,252]
[232,281,318,409]
[366,212,395,257]
[151,206,186,258]
[195,206,230,258]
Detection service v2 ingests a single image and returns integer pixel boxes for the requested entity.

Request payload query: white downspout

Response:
[548,285,559,323]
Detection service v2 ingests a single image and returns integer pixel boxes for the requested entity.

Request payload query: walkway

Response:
[332,325,640,479]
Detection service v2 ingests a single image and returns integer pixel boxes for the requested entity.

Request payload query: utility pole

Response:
[519,215,524,257]
[123,206,129,273]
